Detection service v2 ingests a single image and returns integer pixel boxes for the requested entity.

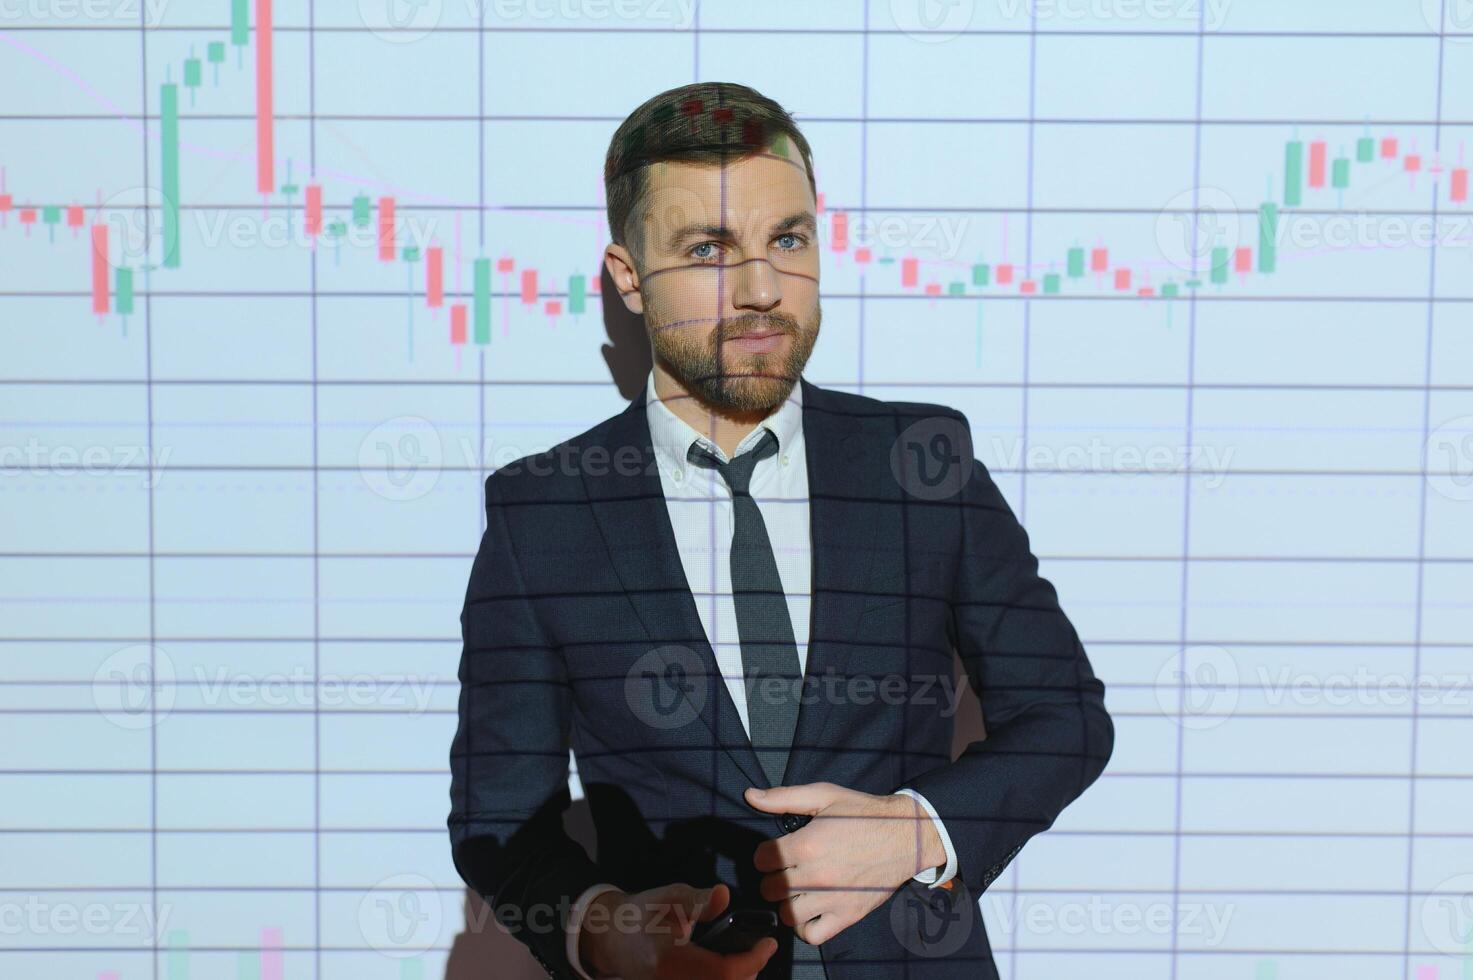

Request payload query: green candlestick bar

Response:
[116,267,134,315]
[1210,246,1229,284]
[1042,272,1060,294]
[1284,139,1303,207]
[279,157,298,205]
[1332,157,1349,189]
[474,257,491,343]
[184,56,201,90]
[167,929,188,980]
[161,82,180,268]
[1162,283,1179,297]
[948,281,964,295]
[207,40,225,84]
[236,949,259,980]
[972,262,989,286]
[1356,136,1374,162]
[1066,246,1084,277]
[352,194,371,227]
[402,246,419,262]
[1255,961,1277,980]
[1258,202,1278,273]
[231,0,248,45]
[569,273,586,314]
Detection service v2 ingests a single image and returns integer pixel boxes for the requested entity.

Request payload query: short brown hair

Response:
[604,81,817,269]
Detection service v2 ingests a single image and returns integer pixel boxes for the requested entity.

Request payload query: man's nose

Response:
[730,254,781,311]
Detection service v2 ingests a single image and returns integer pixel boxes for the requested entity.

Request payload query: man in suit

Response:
[448,81,1114,979]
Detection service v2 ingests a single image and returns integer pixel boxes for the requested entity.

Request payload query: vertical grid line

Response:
[307,2,322,977]
[1006,10,1041,977]
[1401,2,1448,976]
[136,7,158,979]
[1169,4,1209,978]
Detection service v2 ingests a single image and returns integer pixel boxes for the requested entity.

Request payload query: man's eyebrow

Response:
[772,211,817,235]
[662,211,818,251]
[664,222,733,251]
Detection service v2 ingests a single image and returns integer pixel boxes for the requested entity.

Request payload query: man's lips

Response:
[726,330,784,340]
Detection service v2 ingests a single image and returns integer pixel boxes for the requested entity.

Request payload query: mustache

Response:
[717,313,799,339]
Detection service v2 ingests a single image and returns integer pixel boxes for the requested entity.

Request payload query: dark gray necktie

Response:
[689,429,826,978]
[686,428,802,789]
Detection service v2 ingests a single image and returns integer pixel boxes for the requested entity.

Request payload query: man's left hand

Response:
[744,782,946,946]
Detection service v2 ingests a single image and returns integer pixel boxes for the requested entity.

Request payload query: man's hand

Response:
[578,881,778,980]
[745,782,946,946]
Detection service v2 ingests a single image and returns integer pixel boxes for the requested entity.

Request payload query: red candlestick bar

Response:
[255,0,273,194]
[90,223,109,314]
[377,196,394,260]
[426,246,443,307]
[305,184,321,236]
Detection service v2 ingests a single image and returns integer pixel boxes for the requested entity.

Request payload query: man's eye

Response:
[690,242,721,261]
[775,233,808,250]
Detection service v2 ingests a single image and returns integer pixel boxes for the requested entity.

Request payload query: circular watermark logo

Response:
[890,880,976,958]
[359,0,444,43]
[624,645,707,731]
[1420,873,1473,955]
[96,184,168,270]
[1424,0,1473,39]
[888,0,976,42]
[1154,185,1243,275]
[358,873,443,957]
[359,416,442,502]
[1426,414,1473,502]
[889,415,974,501]
[1154,644,1238,730]
[93,644,175,730]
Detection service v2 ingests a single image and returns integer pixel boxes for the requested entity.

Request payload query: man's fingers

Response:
[668,881,728,942]
[752,835,799,874]
[695,882,730,924]
[778,888,828,931]
[758,868,798,903]
[658,936,776,980]
[655,941,726,980]
[726,935,779,977]
[744,781,840,816]
[798,911,845,947]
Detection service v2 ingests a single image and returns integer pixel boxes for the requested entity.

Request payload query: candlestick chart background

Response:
[3,1,1473,978]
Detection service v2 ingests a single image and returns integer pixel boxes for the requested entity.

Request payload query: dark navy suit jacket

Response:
[448,377,1114,979]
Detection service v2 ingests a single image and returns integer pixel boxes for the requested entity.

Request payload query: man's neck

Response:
[653,367,776,459]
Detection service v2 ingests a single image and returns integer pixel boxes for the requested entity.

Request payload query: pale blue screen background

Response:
[3,1,1473,978]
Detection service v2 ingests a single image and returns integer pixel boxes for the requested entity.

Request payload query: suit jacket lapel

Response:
[581,376,880,793]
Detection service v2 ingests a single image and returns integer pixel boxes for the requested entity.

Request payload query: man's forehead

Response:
[642,153,813,219]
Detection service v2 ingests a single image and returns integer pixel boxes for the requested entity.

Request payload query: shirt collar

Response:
[645,367,804,474]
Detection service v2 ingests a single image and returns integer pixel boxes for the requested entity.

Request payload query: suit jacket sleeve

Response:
[447,470,604,979]
[901,408,1115,895]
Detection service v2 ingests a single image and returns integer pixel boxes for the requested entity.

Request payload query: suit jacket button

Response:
[780,813,810,833]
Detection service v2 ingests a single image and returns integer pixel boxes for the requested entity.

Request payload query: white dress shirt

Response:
[564,369,957,978]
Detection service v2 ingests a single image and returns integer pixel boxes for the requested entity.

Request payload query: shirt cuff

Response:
[892,788,958,888]
[566,883,621,980]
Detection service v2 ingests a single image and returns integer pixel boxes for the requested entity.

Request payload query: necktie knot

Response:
[686,428,779,496]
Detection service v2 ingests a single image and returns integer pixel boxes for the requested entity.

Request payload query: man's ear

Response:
[603,243,644,316]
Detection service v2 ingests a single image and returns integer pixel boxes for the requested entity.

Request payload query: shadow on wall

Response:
[443,800,600,980]
[444,266,641,979]
[598,260,652,401]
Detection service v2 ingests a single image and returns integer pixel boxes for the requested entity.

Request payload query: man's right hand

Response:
[578,881,778,980]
